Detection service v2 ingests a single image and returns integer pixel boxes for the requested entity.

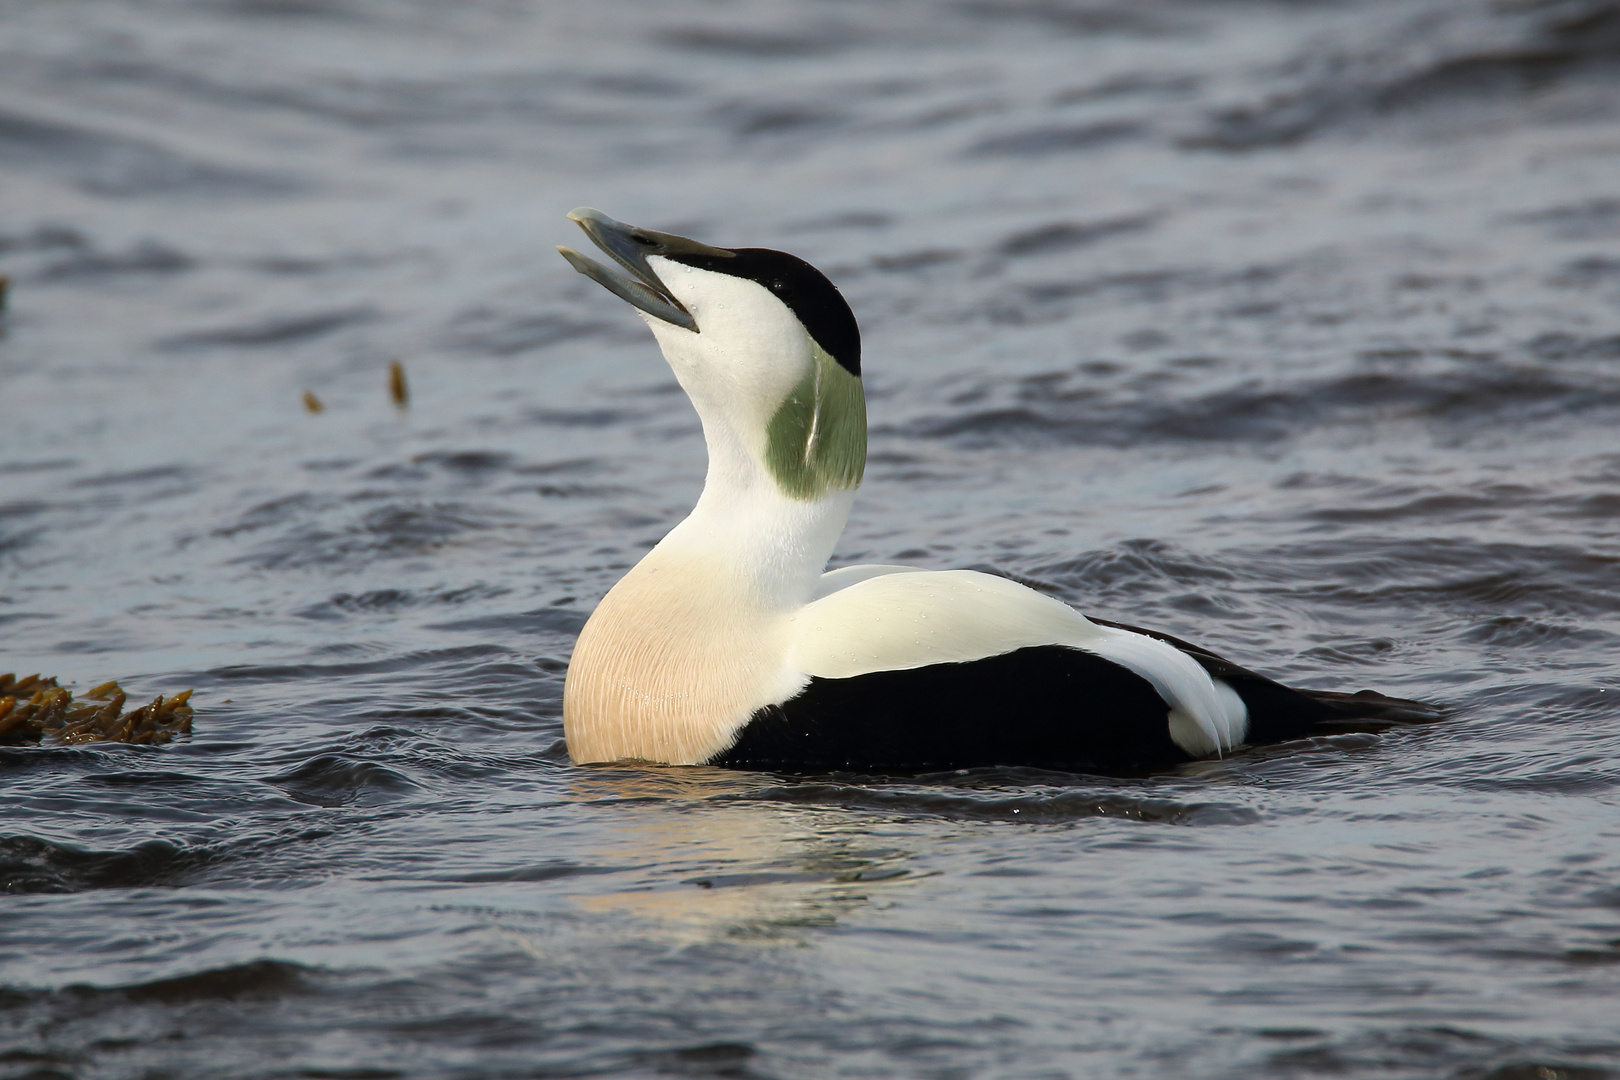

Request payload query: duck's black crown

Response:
[666,247,861,376]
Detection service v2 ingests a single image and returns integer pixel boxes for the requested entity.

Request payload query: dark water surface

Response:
[4,1,1620,1076]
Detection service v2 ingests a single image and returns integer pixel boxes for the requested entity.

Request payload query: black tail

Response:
[1294,687,1446,724]
[1221,674,1445,745]
[1087,616,1444,746]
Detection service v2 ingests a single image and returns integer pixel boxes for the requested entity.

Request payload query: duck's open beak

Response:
[557,207,734,333]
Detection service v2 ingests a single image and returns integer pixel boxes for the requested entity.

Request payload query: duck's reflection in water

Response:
[555,765,921,946]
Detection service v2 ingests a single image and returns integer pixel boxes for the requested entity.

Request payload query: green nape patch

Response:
[765,341,867,501]
[0,673,194,746]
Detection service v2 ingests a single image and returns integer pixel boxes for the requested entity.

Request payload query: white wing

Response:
[812,563,924,600]
[791,567,1247,756]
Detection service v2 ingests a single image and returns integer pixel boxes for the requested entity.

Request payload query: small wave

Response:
[1252,1027,1614,1080]
[720,101,848,138]
[14,959,320,1007]
[1035,538,1236,595]
[1460,768,1620,796]
[788,210,894,232]
[412,450,514,473]
[1456,616,1617,650]
[1551,256,1620,286]
[0,498,53,519]
[160,306,376,350]
[1186,1,1620,150]
[530,481,639,499]
[425,606,588,636]
[519,407,640,428]
[1266,537,1620,619]
[225,500,500,570]
[659,26,856,57]
[1513,197,1620,240]
[36,240,193,280]
[117,959,317,1003]
[996,215,1154,257]
[1,500,53,559]
[224,0,351,17]
[1011,268,1189,307]
[295,584,510,621]
[201,643,521,685]
[1549,492,1620,520]
[870,248,963,273]
[952,1,1180,36]
[633,1043,758,1077]
[1305,491,1525,525]
[737,777,1260,824]
[903,362,1620,447]
[0,108,300,198]
[1052,72,1203,105]
[967,119,1142,157]
[268,754,421,807]
[200,650,567,739]
[1204,930,1318,958]
[70,464,191,489]
[1,835,220,894]
[0,224,85,255]
[443,308,615,357]
[430,861,627,884]
[1528,332,1620,361]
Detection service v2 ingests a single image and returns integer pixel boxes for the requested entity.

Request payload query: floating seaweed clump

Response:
[0,674,194,745]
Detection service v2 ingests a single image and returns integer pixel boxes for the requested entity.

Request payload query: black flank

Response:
[714,645,1192,773]
[714,631,1443,774]
[664,247,861,376]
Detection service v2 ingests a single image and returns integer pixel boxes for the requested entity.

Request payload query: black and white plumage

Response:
[556,209,1435,772]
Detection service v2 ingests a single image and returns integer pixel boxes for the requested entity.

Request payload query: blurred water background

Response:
[3,1,1620,1076]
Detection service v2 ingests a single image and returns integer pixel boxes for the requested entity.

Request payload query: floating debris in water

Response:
[0,674,194,745]
[389,360,409,409]
[302,389,324,413]
[0,273,9,314]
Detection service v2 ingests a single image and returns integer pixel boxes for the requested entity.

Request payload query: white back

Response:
[794,567,1249,756]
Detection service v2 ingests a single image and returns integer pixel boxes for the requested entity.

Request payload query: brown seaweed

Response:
[0,673,194,746]
[388,359,409,409]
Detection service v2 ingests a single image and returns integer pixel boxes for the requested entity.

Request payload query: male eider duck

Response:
[556,208,1435,772]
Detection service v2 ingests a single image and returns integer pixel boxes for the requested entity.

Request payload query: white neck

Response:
[658,402,854,613]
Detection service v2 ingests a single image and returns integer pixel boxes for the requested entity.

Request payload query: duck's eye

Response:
[632,235,656,247]
[771,280,785,291]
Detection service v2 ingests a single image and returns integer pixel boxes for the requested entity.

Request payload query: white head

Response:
[559,208,865,503]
